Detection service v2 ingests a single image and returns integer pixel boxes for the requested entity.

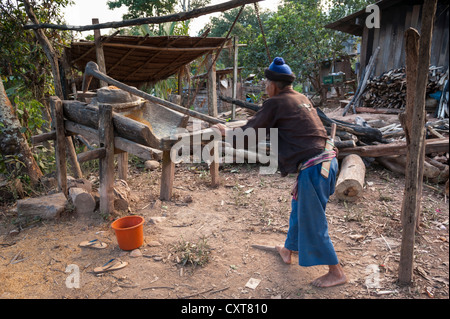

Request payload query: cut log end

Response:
[335,154,366,202]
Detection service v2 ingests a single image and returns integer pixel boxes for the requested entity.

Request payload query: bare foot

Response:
[311,264,347,288]
[276,245,292,264]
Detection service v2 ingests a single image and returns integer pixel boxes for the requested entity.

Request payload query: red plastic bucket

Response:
[111,215,145,250]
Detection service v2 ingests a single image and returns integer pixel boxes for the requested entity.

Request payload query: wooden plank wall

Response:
[360,2,449,77]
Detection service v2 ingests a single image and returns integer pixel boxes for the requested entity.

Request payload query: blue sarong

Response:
[284,157,339,267]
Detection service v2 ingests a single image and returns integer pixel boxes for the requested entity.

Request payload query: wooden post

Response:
[210,141,220,187]
[93,24,129,181]
[231,36,239,120]
[207,52,218,118]
[65,135,83,178]
[117,152,128,181]
[50,97,67,196]
[160,150,175,201]
[98,104,115,215]
[398,0,437,285]
[92,18,108,88]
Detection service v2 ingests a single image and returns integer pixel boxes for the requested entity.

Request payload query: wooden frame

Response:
[33,97,221,215]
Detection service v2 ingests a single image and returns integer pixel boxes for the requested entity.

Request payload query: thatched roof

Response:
[65,35,230,86]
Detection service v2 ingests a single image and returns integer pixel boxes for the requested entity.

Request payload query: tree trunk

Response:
[0,78,43,185]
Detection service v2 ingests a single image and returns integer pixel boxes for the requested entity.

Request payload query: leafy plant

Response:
[171,236,211,267]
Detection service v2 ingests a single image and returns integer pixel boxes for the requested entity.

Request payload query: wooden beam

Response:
[114,136,162,161]
[50,97,67,197]
[210,141,220,187]
[98,104,115,215]
[24,0,264,31]
[398,0,438,286]
[160,150,175,201]
[31,131,56,144]
[77,147,106,163]
[73,42,232,52]
[92,18,107,88]
[338,138,448,158]
[207,53,218,117]
[232,36,239,120]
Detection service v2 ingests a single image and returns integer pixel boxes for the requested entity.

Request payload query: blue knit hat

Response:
[269,57,292,74]
[265,57,296,83]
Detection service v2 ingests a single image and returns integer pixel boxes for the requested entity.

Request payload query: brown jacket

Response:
[241,87,327,176]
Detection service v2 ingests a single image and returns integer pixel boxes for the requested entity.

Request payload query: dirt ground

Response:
[0,105,449,301]
[0,158,448,300]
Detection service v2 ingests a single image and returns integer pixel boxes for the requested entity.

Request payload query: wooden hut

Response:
[325,0,449,77]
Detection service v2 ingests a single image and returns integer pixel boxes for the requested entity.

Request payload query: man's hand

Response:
[211,123,227,137]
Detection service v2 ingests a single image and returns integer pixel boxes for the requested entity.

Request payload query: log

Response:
[24,0,264,31]
[360,66,447,111]
[64,120,163,161]
[335,154,366,202]
[62,101,160,148]
[17,192,67,220]
[377,155,441,179]
[334,139,356,149]
[218,94,260,112]
[69,187,95,216]
[317,108,383,143]
[338,138,449,158]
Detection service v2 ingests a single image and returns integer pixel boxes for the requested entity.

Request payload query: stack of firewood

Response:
[361,66,447,109]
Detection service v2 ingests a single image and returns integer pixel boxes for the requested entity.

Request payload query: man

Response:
[213,57,346,288]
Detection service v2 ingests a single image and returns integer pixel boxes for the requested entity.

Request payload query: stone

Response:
[130,249,143,258]
[147,240,162,247]
[149,216,166,224]
[17,192,67,219]
[144,160,160,170]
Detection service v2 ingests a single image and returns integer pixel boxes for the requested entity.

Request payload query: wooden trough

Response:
[32,62,225,215]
